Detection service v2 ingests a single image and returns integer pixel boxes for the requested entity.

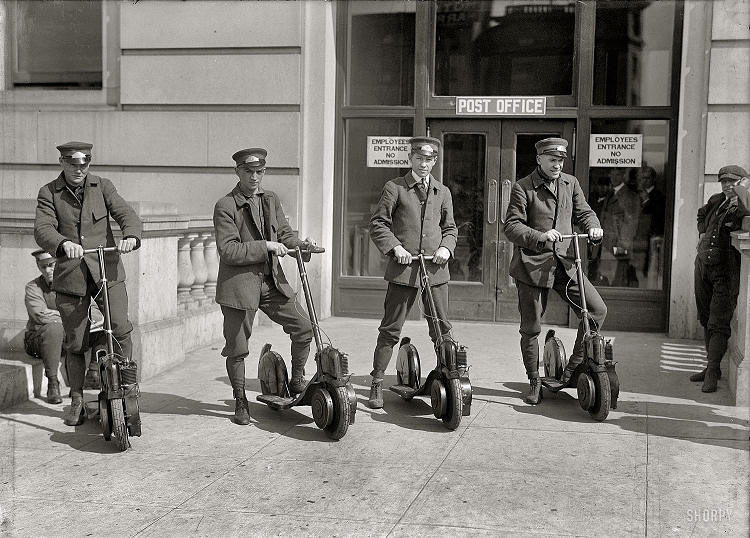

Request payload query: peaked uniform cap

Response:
[56,141,93,164]
[31,248,53,261]
[410,137,441,157]
[232,148,267,169]
[535,137,568,158]
[718,164,748,181]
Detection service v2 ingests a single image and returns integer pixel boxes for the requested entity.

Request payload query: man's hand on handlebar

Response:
[587,227,604,241]
[118,237,137,253]
[392,245,412,265]
[266,241,289,257]
[432,246,450,265]
[62,241,85,259]
[543,229,563,243]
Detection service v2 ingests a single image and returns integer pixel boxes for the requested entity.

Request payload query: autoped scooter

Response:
[388,254,472,430]
[83,246,142,451]
[256,245,357,440]
[539,233,620,422]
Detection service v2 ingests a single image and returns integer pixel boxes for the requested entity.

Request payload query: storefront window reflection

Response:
[593,1,676,106]
[588,120,669,291]
[347,1,415,106]
[434,0,575,96]
[343,119,413,276]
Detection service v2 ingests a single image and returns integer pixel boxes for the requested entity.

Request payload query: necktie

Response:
[418,180,428,198]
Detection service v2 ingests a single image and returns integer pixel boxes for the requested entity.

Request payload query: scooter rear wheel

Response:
[442,378,464,431]
[324,386,351,440]
[110,398,130,451]
[588,371,611,422]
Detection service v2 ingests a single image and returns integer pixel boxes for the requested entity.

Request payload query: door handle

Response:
[499,179,511,223]
[487,179,497,224]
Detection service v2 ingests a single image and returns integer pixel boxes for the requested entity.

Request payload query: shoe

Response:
[64,397,86,426]
[690,368,722,382]
[560,357,583,386]
[83,368,101,390]
[289,376,306,395]
[367,378,383,409]
[524,378,543,405]
[234,397,250,425]
[46,378,62,405]
[701,369,720,393]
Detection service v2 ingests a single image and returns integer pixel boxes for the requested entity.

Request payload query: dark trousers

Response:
[372,282,452,377]
[517,262,607,379]
[221,277,312,396]
[24,322,64,379]
[56,279,133,395]
[694,253,740,370]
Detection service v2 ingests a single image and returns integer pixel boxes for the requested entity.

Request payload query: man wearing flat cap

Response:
[504,137,607,404]
[691,164,750,392]
[34,141,142,425]
[367,136,458,408]
[213,147,317,425]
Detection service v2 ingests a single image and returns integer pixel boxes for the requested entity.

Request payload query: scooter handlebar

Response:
[81,246,119,254]
[557,233,592,240]
[271,244,325,257]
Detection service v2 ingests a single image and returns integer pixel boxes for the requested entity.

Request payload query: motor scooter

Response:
[539,233,620,421]
[83,246,141,451]
[388,254,472,430]
[256,245,357,440]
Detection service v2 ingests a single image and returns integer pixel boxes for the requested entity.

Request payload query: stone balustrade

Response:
[0,200,223,398]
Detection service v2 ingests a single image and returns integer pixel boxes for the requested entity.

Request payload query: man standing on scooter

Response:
[691,165,750,392]
[367,137,458,409]
[504,138,607,405]
[213,148,315,425]
[34,142,142,426]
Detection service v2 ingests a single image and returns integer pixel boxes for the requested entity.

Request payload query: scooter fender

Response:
[586,333,606,366]
[437,337,458,371]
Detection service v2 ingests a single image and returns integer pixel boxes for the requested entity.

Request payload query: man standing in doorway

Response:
[691,165,750,392]
[367,137,458,409]
[504,137,607,405]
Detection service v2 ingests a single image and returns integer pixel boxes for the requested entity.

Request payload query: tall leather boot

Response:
[233,389,250,425]
[524,377,542,405]
[46,376,62,405]
[702,333,727,393]
[367,375,384,409]
[689,368,721,382]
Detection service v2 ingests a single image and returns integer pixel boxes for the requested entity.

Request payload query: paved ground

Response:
[1,317,748,537]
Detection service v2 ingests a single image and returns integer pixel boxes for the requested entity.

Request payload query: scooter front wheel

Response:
[442,377,464,431]
[324,386,351,440]
[110,398,130,451]
[589,371,611,422]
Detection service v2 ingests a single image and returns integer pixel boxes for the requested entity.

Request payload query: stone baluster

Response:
[203,232,218,298]
[177,233,196,305]
[190,234,208,301]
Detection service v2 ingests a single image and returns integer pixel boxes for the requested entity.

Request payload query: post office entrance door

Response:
[430,119,576,324]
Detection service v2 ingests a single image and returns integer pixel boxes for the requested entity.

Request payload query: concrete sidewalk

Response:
[1,317,748,537]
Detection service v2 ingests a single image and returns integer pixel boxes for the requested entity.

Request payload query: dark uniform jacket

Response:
[24,276,60,334]
[696,192,750,266]
[369,172,457,287]
[34,173,142,296]
[600,183,640,256]
[213,185,304,310]
[504,168,600,288]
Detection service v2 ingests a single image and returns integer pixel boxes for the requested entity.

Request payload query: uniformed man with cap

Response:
[504,137,607,404]
[34,141,142,425]
[692,164,750,392]
[213,147,316,425]
[367,136,458,409]
[23,249,65,404]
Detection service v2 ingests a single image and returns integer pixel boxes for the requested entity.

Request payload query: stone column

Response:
[177,234,195,305]
[190,234,208,301]
[204,233,218,297]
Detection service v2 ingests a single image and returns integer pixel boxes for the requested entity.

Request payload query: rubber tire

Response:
[98,394,111,441]
[110,398,130,451]
[441,378,464,431]
[588,371,611,422]
[324,386,351,440]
